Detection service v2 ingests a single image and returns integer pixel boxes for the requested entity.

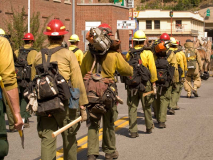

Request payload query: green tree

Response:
[4,6,51,51]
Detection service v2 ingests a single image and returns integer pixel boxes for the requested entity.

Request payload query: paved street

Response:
[4,77,213,160]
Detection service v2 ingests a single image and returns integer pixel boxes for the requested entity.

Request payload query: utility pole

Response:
[170,10,173,37]
[28,0,30,33]
[72,0,75,34]
[131,8,133,48]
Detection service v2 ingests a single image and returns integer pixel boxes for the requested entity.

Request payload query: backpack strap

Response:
[41,46,63,72]
[72,48,79,53]
[167,50,172,58]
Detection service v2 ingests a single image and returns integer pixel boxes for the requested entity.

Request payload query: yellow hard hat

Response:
[132,30,147,41]
[170,37,178,45]
[0,28,5,35]
[68,34,80,42]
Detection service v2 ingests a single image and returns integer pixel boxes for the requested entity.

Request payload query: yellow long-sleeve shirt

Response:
[81,50,133,80]
[31,44,88,106]
[179,51,187,72]
[14,44,38,66]
[0,37,17,91]
[170,47,185,78]
[126,45,158,83]
[69,45,83,66]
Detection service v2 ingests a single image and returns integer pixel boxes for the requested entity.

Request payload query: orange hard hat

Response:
[155,41,167,53]
[23,33,34,41]
[160,33,170,41]
[43,19,68,36]
[98,23,113,35]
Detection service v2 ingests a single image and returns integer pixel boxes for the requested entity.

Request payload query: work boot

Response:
[9,128,17,132]
[159,122,166,128]
[105,150,119,160]
[129,132,139,138]
[168,109,175,115]
[193,90,198,97]
[24,119,30,128]
[87,155,97,160]
[174,106,180,110]
[187,92,191,98]
[146,128,152,134]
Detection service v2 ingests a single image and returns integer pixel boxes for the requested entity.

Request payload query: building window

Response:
[176,20,182,26]
[154,20,160,29]
[146,20,152,29]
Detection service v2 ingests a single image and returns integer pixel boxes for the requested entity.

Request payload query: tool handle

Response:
[185,80,195,91]
[143,91,154,97]
[0,77,18,123]
[116,95,123,104]
[52,116,82,138]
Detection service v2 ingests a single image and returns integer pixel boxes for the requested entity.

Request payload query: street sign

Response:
[129,11,139,18]
[206,9,210,17]
[127,0,134,8]
[117,20,135,30]
[114,0,124,6]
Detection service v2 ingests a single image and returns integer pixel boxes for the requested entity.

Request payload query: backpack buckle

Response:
[92,73,102,81]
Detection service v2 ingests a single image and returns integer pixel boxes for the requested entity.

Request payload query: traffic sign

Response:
[206,9,210,17]
[117,20,135,30]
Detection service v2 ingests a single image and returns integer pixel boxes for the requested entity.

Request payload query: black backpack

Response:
[124,48,151,92]
[34,46,71,116]
[15,48,34,88]
[155,50,175,87]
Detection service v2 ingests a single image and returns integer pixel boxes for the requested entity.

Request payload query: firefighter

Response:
[0,35,23,160]
[125,30,157,137]
[31,19,88,160]
[68,34,84,65]
[168,37,185,114]
[152,33,179,128]
[81,23,133,160]
[183,39,202,97]
[14,33,38,128]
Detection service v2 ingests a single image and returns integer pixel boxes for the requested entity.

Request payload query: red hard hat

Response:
[43,19,68,36]
[23,33,34,41]
[160,33,170,41]
[98,23,113,35]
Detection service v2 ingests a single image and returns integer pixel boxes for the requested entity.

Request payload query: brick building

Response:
[0,0,129,51]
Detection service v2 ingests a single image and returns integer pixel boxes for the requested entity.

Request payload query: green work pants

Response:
[170,82,182,109]
[2,94,14,130]
[0,100,9,160]
[87,105,118,156]
[127,81,154,132]
[19,87,31,122]
[177,83,183,103]
[153,85,172,123]
[37,102,80,160]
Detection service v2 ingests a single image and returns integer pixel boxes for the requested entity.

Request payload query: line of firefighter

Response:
[0,18,203,160]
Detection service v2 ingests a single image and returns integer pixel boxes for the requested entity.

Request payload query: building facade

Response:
[199,7,213,40]
[135,9,205,44]
[0,0,129,51]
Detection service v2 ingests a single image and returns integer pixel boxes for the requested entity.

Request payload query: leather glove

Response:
[26,92,38,114]
[80,106,87,122]
[152,83,157,95]
[181,77,185,83]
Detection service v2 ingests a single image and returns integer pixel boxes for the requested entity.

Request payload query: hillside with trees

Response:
[134,0,213,11]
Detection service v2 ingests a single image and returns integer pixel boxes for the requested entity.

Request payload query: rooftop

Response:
[137,9,204,22]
